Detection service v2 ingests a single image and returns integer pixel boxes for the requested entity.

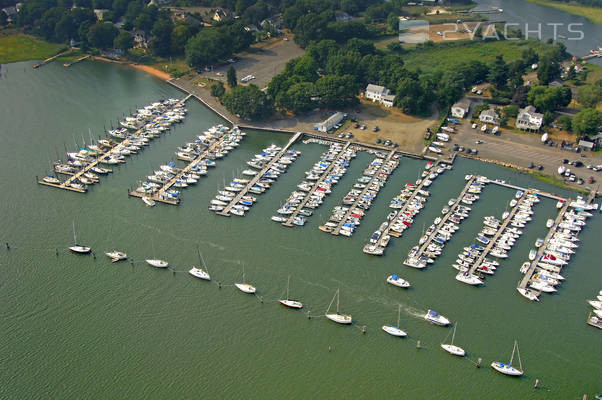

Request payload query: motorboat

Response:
[546,219,554,228]
[424,309,450,326]
[105,251,127,262]
[387,274,411,288]
[528,249,537,261]
[455,272,483,286]
[146,259,168,268]
[43,176,61,184]
[142,197,156,207]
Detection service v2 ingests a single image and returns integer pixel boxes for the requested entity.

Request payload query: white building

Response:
[316,112,344,132]
[479,109,500,125]
[516,105,543,131]
[365,84,395,107]
[451,99,470,119]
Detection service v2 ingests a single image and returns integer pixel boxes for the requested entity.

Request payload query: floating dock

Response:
[217,132,303,216]
[517,201,569,290]
[329,150,397,236]
[281,141,353,227]
[408,175,477,262]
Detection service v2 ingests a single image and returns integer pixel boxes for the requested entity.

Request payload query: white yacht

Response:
[455,272,483,286]
[491,340,524,377]
[325,289,352,325]
[441,323,465,356]
[235,264,256,294]
[142,197,156,207]
[424,309,450,326]
[387,274,411,288]
[517,287,539,301]
[68,220,91,254]
[188,248,211,281]
[105,251,127,262]
[278,276,303,309]
[146,259,169,268]
[528,249,537,261]
[382,305,407,337]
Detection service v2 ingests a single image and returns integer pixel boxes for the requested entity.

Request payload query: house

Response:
[213,9,229,22]
[516,105,543,131]
[315,112,344,132]
[451,99,470,119]
[479,109,500,125]
[1,6,17,23]
[365,84,395,108]
[132,30,148,48]
[578,140,594,151]
[93,9,109,20]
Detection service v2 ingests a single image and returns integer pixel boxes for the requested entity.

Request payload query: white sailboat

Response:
[145,238,168,268]
[235,264,256,294]
[491,340,524,376]
[278,276,303,309]
[441,323,466,356]
[325,289,352,325]
[188,247,211,281]
[382,304,407,337]
[105,250,127,262]
[68,220,91,254]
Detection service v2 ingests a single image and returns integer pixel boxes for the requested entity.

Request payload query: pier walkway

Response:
[281,141,352,227]
[410,176,477,261]
[330,150,397,236]
[467,193,532,275]
[488,180,567,201]
[217,132,303,216]
[518,202,569,290]
[128,132,231,205]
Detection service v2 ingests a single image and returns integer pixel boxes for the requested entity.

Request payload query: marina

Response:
[128,125,244,205]
[215,132,303,216]
[322,150,398,237]
[278,140,355,227]
[38,97,189,193]
[404,175,480,268]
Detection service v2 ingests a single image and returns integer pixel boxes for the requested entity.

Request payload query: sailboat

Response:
[278,276,303,309]
[145,237,168,268]
[325,289,352,325]
[382,304,407,337]
[188,247,211,281]
[104,222,127,262]
[441,323,466,356]
[235,263,256,294]
[491,340,524,376]
[68,220,91,254]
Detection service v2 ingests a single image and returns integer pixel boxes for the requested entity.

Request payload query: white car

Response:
[471,123,477,129]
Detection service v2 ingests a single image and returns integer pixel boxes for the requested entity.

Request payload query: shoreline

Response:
[525,0,602,25]
[130,64,172,81]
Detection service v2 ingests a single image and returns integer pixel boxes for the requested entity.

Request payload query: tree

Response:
[210,81,225,98]
[0,11,7,26]
[572,108,602,137]
[566,65,577,81]
[503,105,519,118]
[170,24,190,56]
[521,47,538,66]
[314,74,359,108]
[222,84,274,120]
[556,115,572,131]
[276,82,315,113]
[87,22,119,49]
[577,84,601,109]
[227,65,237,88]
[55,13,76,43]
[185,29,232,69]
[537,56,560,85]
[488,55,509,89]
[113,31,133,52]
[395,74,433,115]
[150,18,173,57]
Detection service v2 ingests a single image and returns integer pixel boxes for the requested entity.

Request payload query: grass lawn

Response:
[401,40,550,72]
[0,32,64,64]
[526,0,602,25]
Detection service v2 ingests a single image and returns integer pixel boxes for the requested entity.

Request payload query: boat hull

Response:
[326,313,352,324]
[382,325,407,337]
[279,299,303,309]
[69,245,91,254]
[491,362,523,376]
[188,268,211,281]
[235,283,256,294]
[146,259,169,268]
[441,344,466,356]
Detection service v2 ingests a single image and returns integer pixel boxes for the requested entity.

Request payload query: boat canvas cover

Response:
[429,310,438,316]
[392,275,398,280]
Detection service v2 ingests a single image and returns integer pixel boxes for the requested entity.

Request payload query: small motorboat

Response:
[387,274,411,288]
[105,251,127,262]
[528,249,537,261]
[142,197,156,207]
[424,309,450,326]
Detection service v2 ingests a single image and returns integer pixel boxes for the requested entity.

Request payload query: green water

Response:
[0,61,600,399]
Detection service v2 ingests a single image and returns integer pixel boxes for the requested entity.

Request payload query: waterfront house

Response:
[132,30,148,48]
[516,105,543,131]
[213,9,229,22]
[451,99,470,119]
[578,140,595,151]
[365,84,395,107]
[479,109,500,125]
[315,112,344,132]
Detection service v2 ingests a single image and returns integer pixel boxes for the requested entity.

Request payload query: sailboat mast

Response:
[242,263,245,283]
[397,305,401,327]
[451,324,457,345]
[72,220,77,245]
[510,340,516,365]
[515,341,523,371]
[336,289,340,313]
[286,276,290,300]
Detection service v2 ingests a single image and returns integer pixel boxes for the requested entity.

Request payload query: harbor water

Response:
[0,61,600,399]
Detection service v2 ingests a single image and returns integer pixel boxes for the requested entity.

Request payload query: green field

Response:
[527,0,602,25]
[401,40,549,71]
[0,33,64,64]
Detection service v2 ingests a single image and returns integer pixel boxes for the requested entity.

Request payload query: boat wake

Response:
[404,306,427,320]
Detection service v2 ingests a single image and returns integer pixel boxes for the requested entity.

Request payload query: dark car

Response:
[574,161,583,167]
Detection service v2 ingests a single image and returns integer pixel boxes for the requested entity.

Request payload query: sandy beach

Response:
[130,64,171,81]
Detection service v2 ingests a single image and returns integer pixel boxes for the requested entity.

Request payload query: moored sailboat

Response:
[278,276,303,309]
[382,304,407,337]
[325,289,352,324]
[491,340,524,376]
[441,323,465,356]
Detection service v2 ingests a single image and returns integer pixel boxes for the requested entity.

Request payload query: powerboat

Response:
[455,272,483,286]
[387,274,411,288]
[424,309,450,326]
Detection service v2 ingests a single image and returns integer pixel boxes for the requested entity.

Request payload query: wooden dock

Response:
[411,176,477,261]
[128,132,232,205]
[488,180,567,201]
[330,150,397,236]
[217,131,303,216]
[367,161,440,255]
[467,193,533,276]
[38,98,188,194]
[518,202,569,290]
[281,141,353,227]
[64,55,90,67]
